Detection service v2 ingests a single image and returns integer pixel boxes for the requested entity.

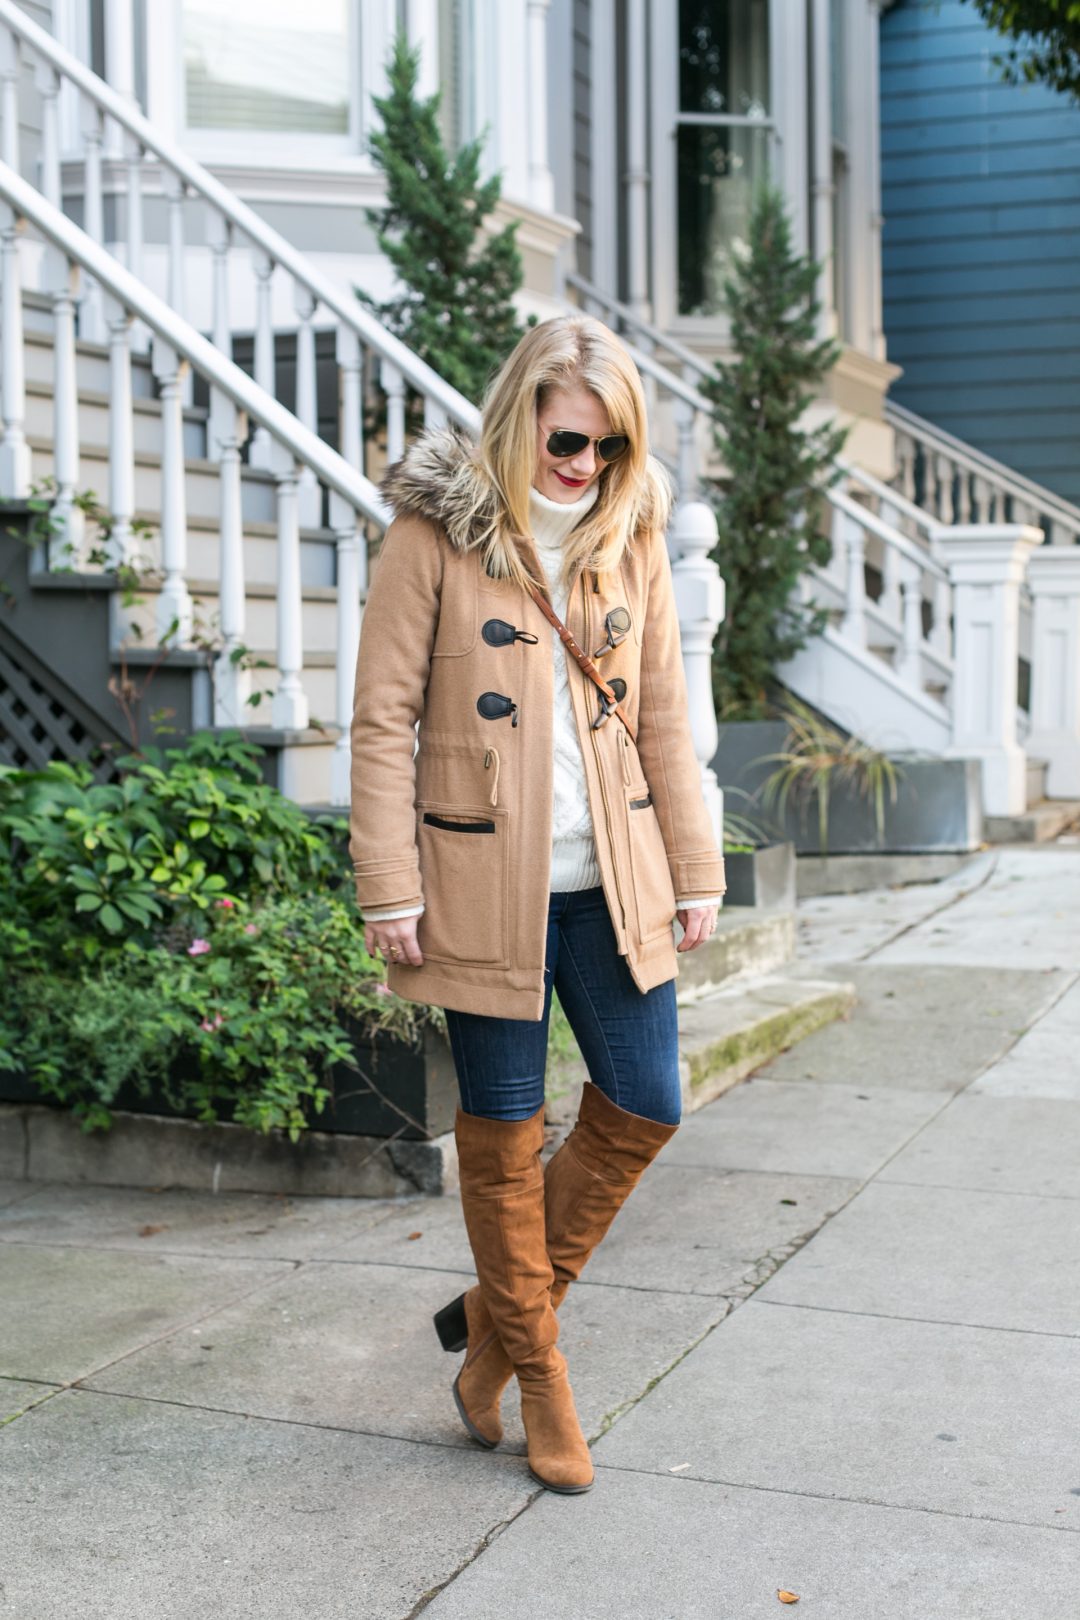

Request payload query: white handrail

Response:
[0,0,481,438]
[566,271,713,380]
[838,457,936,539]
[827,486,948,580]
[886,399,1080,532]
[0,160,389,525]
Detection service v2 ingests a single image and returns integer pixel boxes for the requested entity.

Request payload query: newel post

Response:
[1026,546,1080,799]
[667,500,725,848]
[931,523,1043,817]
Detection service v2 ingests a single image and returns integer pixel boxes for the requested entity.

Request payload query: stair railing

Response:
[0,0,480,486]
[887,399,1080,548]
[0,159,388,805]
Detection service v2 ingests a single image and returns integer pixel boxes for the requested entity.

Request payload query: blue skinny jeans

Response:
[444,886,682,1126]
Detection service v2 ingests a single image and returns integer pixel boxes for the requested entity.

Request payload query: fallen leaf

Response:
[138,1224,167,1237]
[668,1463,690,1473]
[407,1231,423,1241]
[778,1592,800,1605]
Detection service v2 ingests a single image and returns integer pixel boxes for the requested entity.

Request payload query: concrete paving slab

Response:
[0,1243,294,1384]
[0,1388,534,1620]
[0,1178,39,1208]
[971,981,1080,1099]
[755,1179,1080,1335]
[83,1258,724,1454]
[663,1078,951,1180]
[793,853,996,964]
[757,1009,1019,1089]
[0,1377,60,1421]
[877,1095,1080,1198]
[422,1468,1080,1620]
[592,1301,1080,1528]
[873,850,1080,969]
[818,961,1071,1029]
[0,1182,405,1259]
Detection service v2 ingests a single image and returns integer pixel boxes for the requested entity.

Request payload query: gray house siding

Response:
[572,0,592,279]
[881,0,1080,505]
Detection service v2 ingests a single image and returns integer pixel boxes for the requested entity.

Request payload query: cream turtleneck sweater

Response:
[363,480,723,922]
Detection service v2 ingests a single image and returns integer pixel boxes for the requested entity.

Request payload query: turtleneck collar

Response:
[528,478,600,550]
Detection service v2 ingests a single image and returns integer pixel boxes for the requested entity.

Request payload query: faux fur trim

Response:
[379,426,498,554]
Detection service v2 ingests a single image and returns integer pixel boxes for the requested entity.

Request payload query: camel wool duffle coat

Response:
[348,427,727,1022]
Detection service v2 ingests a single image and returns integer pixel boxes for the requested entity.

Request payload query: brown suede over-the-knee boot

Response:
[453,1104,593,1494]
[439,1086,678,1452]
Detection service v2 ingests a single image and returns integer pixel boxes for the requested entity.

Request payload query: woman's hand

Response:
[364,916,424,969]
[675,905,719,952]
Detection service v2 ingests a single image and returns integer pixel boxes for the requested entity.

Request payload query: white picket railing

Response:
[0,0,481,487]
[0,158,388,804]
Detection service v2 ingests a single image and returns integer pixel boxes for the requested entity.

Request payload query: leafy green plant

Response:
[701,185,849,719]
[754,697,903,857]
[959,0,1080,102]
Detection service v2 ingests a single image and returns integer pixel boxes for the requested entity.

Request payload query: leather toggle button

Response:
[477,691,520,727]
[482,618,540,648]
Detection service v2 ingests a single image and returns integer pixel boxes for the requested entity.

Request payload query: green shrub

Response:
[0,733,444,1137]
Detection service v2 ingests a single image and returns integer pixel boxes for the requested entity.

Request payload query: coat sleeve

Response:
[349,512,443,912]
[635,529,727,902]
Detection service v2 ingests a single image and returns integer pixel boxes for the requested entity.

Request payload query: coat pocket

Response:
[622,783,677,944]
[415,800,510,968]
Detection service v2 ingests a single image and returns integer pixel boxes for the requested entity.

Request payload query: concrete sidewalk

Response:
[2,846,1079,1618]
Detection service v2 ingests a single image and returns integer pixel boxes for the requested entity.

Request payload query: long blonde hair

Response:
[468,315,673,595]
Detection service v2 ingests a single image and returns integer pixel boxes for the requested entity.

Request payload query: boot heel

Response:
[433,1293,469,1353]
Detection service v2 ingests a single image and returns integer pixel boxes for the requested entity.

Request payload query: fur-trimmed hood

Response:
[379,426,502,555]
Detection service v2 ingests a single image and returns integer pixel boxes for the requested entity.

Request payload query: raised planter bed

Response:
[722,841,796,909]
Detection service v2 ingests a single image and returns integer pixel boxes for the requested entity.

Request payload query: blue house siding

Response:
[880,0,1080,506]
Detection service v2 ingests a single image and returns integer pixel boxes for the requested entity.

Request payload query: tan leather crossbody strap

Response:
[525,580,637,745]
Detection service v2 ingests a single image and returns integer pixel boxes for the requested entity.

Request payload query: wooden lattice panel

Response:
[0,641,118,780]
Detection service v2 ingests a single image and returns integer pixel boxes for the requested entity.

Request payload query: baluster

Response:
[424,395,448,430]
[956,467,971,524]
[151,339,193,642]
[827,498,846,585]
[79,102,106,344]
[124,131,147,350]
[934,454,954,524]
[894,432,916,505]
[271,452,309,730]
[105,297,135,566]
[878,534,902,626]
[840,513,867,649]
[0,27,19,171]
[380,358,406,467]
[971,475,989,524]
[0,204,30,498]
[293,281,320,527]
[896,559,924,689]
[206,212,233,461]
[931,573,952,658]
[162,172,192,407]
[213,400,250,726]
[329,490,362,806]
[249,250,276,469]
[673,396,698,504]
[35,61,61,208]
[637,333,657,432]
[46,250,84,563]
[336,327,364,473]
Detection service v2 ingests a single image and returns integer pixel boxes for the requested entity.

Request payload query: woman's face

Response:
[533,385,615,504]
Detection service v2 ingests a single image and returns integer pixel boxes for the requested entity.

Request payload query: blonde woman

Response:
[349,315,725,1495]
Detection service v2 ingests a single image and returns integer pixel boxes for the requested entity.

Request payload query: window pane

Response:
[183,0,349,134]
[678,0,769,117]
[677,123,770,317]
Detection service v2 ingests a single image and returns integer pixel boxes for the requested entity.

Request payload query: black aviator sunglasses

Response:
[546,429,631,463]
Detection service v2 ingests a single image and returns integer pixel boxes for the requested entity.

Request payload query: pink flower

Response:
[217,898,236,910]
[198,1013,225,1032]
[243,923,258,936]
[373,982,392,997]
[187,938,211,956]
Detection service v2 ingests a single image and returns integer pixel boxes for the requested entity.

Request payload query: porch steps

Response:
[984,800,1080,845]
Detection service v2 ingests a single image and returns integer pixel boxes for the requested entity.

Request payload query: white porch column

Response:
[770,0,809,254]
[933,523,1044,817]
[104,0,137,160]
[405,0,439,99]
[867,0,886,361]
[1027,547,1080,799]
[526,0,555,213]
[843,0,876,356]
[810,0,836,335]
[625,0,649,319]
[668,501,726,848]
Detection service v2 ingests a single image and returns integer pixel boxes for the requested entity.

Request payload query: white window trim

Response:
[145,0,395,172]
[648,0,804,334]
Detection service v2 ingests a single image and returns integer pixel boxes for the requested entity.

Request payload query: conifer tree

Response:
[702,184,848,719]
[358,32,531,411]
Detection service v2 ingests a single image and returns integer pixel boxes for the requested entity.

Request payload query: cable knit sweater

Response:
[363,480,724,922]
